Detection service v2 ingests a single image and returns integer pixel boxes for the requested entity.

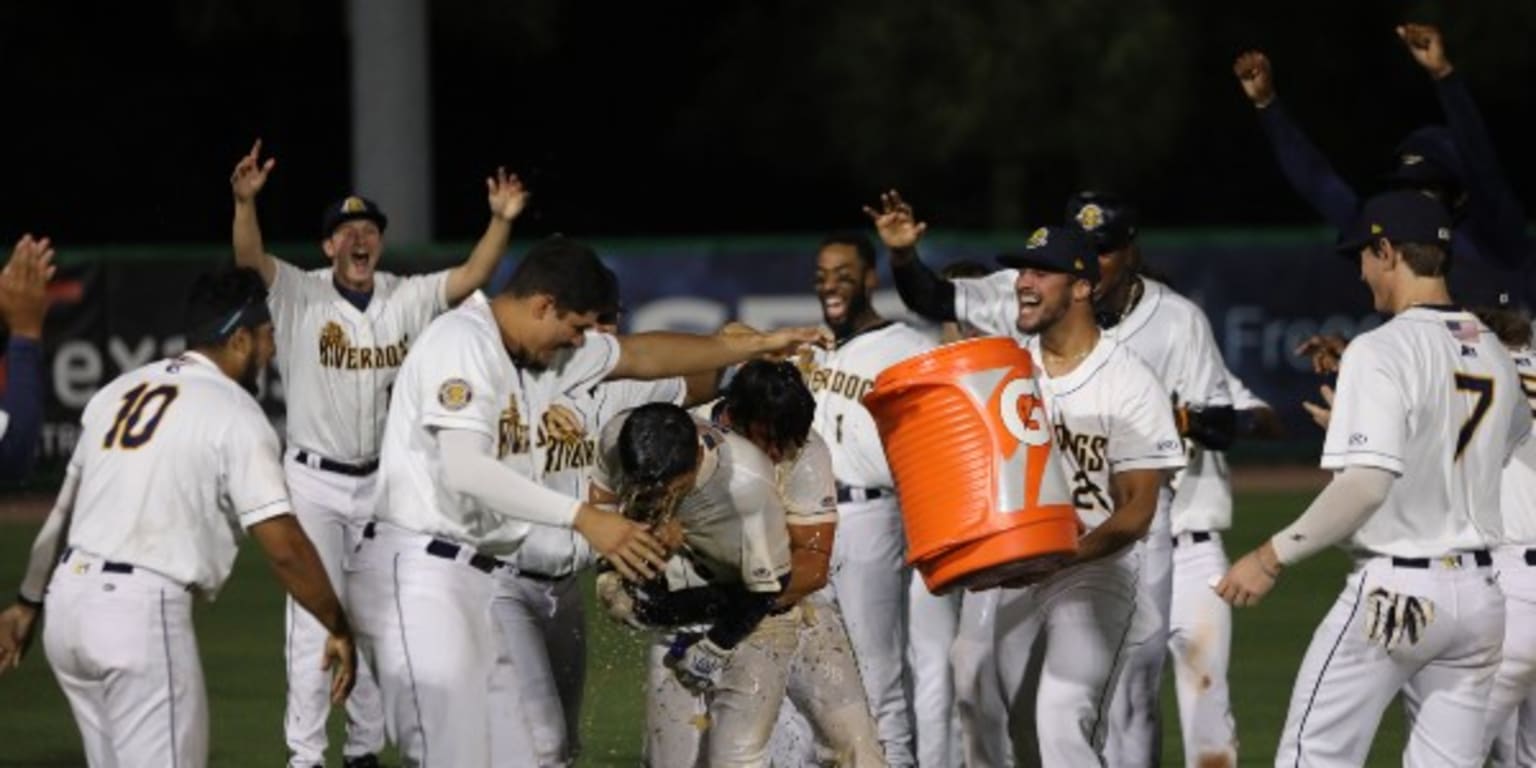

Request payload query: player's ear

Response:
[1073,278,1094,302]
[529,293,555,319]
[320,236,338,260]
[863,267,879,293]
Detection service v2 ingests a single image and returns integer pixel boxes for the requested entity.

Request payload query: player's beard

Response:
[238,355,262,395]
[1016,291,1070,336]
[823,290,872,340]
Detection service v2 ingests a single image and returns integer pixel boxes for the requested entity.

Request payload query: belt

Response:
[1526,549,1536,567]
[1390,550,1492,569]
[1172,531,1213,547]
[295,450,378,477]
[836,484,887,504]
[362,522,502,575]
[62,548,136,574]
[511,569,564,584]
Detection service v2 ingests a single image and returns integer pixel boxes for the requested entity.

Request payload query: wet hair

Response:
[617,403,700,488]
[720,360,815,453]
[185,268,270,348]
[820,232,878,270]
[505,236,620,315]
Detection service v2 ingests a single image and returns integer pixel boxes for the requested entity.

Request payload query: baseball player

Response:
[1164,369,1275,768]
[230,140,527,768]
[880,190,1232,766]
[0,234,53,481]
[934,225,1185,765]
[590,400,801,767]
[344,237,821,767]
[0,269,356,768]
[1216,190,1530,767]
[798,230,936,767]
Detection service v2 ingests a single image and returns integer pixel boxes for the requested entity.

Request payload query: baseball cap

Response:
[1065,191,1137,252]
[997,226,1100,284]
[321,195,389,237]
[1335,189,1453,256]
[1388,126,1464,187]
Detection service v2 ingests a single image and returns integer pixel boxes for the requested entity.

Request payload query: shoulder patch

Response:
[438,378,473,411]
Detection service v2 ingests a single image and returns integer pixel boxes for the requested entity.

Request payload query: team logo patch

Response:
[1075,203,1105,231]
[1027,227,1049,248]
[438,378,473,411]
[1349,433,1368,447]
[341,195,368,214]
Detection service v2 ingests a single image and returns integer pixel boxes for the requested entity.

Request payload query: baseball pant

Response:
[767,592,888,767]
[644,607,801,768]
[282,456,385,767]
[831,497,917,767]
[348,523,499,768]
[43,549,207,768]
[908,575,962,768]
[1166,531,1237,767]
[1277,555,1504,768]
[488,571,586,768]
[1105,490,1173,768]
[951,547,1141,768]
[1484,546,1536,767]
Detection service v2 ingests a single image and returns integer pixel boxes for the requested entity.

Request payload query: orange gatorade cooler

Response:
[865,337,1076,593]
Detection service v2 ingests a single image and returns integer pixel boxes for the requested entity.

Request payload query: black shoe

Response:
[343,756,381,768]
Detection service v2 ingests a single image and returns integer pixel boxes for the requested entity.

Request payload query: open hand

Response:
[0,603,41,674]
[231,139,276,204]
[0,235,56,339]
[486,167,529,221]
[322,631,357,706]
[575,504,667,582]
[862,190,928,251]
[1295,333,1347,374]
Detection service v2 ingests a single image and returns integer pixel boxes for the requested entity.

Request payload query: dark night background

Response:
[3,0,1534,245]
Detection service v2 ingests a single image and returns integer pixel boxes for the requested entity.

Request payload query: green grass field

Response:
[0,491,1415,767]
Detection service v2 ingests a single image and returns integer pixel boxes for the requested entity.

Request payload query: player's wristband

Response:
[16,592,43,610]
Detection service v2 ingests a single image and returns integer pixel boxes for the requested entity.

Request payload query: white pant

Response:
[831,499,916,767]
[348,523,499,768]
[43,550,207,768]
[1278,555,1504,768]
[644,607,801,768]
[1104,490,1173,768]
[908,578,962,768]
[1484,547,1536,767]
[1166,532,1237,767]
[951,547,1140,768]
[488,571,587,768]
[282,455,385,767]
[767,592,888,767]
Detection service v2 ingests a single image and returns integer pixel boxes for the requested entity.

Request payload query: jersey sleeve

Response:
[589,413,630,495]
[1504,369,1534,464]
[729,458,794,592]
[1320,338,1407,475]
[221,398,293,530]
[395,269,451,322]
[418,326,504,438]
[558,332,622,394]
[265,259,320,360]
[1108,355,1188,473]
[781,433,838,525]
[1228,370,1270,411]
[1171,302,1233,409]
[953,270,1019,338]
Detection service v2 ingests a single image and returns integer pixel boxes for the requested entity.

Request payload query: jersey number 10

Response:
[103,384,180,450]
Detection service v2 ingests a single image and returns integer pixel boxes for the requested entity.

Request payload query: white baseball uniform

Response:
[589,410,798,768]
[805,320,935,768]
[1162,370,1266,768]
[950,334,1186,767]
[267,257,448,766]
[1481,345,1536,767]
[488,376,686,768]
[38,352,293,768]
[347,292,620,768]
[1276,306,1528,767]
[954,271,1230,767]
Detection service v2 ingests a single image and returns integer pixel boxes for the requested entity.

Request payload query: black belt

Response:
[62,549,139,575]
[1525,549,1536,567]
[835,485,887,504]
[362,522,502,575]
[512,569,563,584]
[295,450,378,477]
[1173,531,1213,547]
[1390,550,1492,569]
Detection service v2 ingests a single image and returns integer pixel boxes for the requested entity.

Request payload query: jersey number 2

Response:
[103,384,180,450]
[1454,373,1493,460]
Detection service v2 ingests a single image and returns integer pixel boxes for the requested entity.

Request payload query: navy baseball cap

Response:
[997,226,1100,283]
[321,195,389,237]
[1388,126,1464,188]
[1066,191,1137,253]
[1335,189,1453,256]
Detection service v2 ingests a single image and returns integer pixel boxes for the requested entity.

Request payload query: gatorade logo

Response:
[957,366,1071,513]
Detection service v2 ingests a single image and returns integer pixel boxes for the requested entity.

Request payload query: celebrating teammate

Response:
[230,139,528,767]
[0,269,356,768]
[1216,190,1531,765]
[0,234,55,481]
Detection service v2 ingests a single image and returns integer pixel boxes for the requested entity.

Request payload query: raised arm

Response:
[864,190,958,322]
[0,235,55,480]
[230,139,279,287]
[610,326,827,381]
[445,168,529,304]
[1233,51,1359,230]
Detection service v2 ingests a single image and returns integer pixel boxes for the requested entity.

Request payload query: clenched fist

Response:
[1232,51,1276,108]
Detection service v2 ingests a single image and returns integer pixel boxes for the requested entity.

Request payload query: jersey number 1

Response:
[1454,373,1493,460]
[103,383,180,450]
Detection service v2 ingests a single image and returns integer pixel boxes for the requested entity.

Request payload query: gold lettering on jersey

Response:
[535,424,599,474]
[318,321,410,370]
[498,397,530,458]
[1053,422,1110,511]
[807,365,876,405]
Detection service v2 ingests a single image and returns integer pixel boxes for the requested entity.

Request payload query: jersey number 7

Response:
[1454,373,1493,461]
[103,383,180,450]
